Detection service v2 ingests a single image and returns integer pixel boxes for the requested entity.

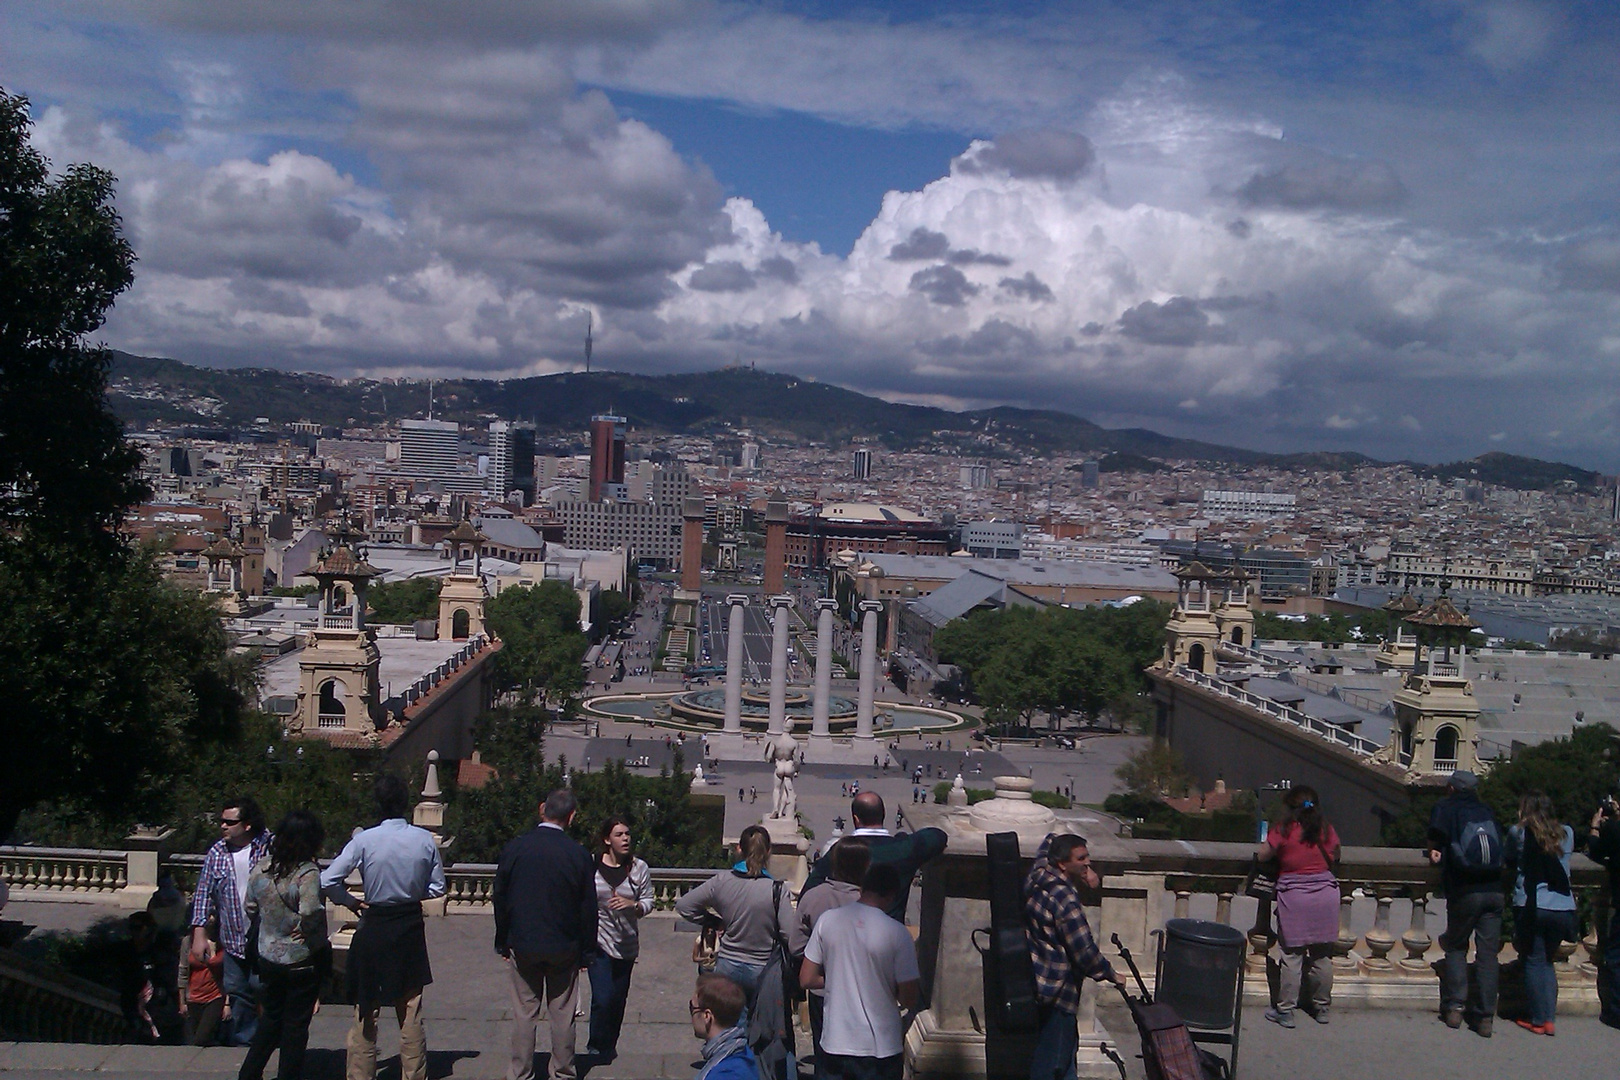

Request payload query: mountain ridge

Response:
[105,352,1602,490]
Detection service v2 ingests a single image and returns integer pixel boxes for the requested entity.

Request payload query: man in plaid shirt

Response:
[1024,833,1125,1080]
[188,796,272,1046]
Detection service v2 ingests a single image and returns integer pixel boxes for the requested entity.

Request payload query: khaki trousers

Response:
[507,951,580,1080]
[347,989,425,1080]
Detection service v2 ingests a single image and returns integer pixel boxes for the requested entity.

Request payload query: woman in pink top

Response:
[1264,785,1341,1028]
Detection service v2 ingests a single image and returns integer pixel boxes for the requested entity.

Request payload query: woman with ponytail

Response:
[1264,785,1342,1028]
[1507,791,1576,1035]
[675,825,796,1022]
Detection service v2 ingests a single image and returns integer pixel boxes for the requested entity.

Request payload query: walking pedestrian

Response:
[792,840,871,1080]
[1024,833,1126,1080]
[1507,791,1576,1036]
[1586,788,1620,1028]
[1427,770,1503,1036]
[189,796,272,1046]
[675,826,796,1023]
[1264,785,1341,1028]
[321,774,446,1080]
[689,975,755,1080]
[799,864,920,1080]
[801,793,947,922]
[495,788,598,1080]
[239,810,329,1080]
[587,818,654,1064]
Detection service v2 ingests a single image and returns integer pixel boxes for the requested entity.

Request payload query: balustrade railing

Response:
[442,863,722,911]
[1173,665,1386,756]
[0,847,128,896]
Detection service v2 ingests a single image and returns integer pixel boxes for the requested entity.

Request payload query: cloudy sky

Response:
[6,1,1619,467]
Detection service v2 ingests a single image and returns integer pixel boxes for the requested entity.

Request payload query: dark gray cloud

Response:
[947,248,1012,266]
[758,255,799,284]
[909,264,980,306]
[1237,160,1407,211]
[1226,219,1252,239]
[954,129,1094,182]
[999,272,1053,302]
[923,318,1040,358]
[687,260,756,292]
[1117,296,1210,346]
[889,227,951,261]
[1558,238,1620,292]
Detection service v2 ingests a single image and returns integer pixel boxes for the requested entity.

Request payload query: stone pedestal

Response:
[760,814,811,890]
[116,828,176,910]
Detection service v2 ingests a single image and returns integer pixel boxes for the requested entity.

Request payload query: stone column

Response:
[724,594,748,733]
[768,595,794,735]
[812,598,837,737]
[856,599,882,740]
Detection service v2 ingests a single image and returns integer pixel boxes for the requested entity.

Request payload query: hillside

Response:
[104,353,1602,484]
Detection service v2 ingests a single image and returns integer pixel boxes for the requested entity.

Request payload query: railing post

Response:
[1215,891,1233,927]
[1399,893,1433,973]
[1361,892,1397,972]
[1247,896,1275,976]
[1331,890,1358,973]
[1173,890,1191,920]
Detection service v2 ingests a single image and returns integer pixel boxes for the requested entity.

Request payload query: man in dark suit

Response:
[495,789,598,1080]
[802,792,947,923]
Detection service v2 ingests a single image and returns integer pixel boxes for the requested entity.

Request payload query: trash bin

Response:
[1156,918,1246,1030]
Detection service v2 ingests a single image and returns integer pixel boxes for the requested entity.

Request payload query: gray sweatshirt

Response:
[675,870,796,967]
[595,857,655,960]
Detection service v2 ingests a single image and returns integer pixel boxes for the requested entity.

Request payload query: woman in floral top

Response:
[239,810,328,1080]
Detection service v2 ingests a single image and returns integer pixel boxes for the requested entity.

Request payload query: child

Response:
[185,920,229,1045]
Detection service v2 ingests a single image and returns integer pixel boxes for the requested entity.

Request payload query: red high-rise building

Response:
[588,414,626,501]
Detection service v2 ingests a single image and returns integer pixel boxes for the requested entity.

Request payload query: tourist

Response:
[1264,785,1341,1028]
[495,788,598,1080]
[1507,791,1576,1036]
[321,774,446,1080]
[800,864,920,1080]
[689,974,756,1080]
[1586,788,1620,1028]
[675,825,796,1023]
[792,839,872,1080]
[588,817,655,1064]
[1427,769,1504,1036]
[185,920,228,1046]
[801,793,947,922]
[120,911,183,1045]
[1024,833,1125,1080]
[238,809,329,1080]
[189,796,272,1046]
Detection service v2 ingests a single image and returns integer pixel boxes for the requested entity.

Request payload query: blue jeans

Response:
[713,956,764,1026]
[1601,907,1620,1026]
[1440,891,1502,1020]
[586,953,635,1057]
[221,952,261,1047]
[1030,1005,1077,1080]
[1515,907,1576,1025]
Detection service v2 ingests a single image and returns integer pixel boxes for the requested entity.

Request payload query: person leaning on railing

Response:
[1586,788,1620,1030]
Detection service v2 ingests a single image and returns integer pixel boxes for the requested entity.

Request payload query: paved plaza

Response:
[2,900,1614,1079]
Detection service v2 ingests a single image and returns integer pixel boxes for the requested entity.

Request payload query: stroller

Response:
[1104,934,1229,1080]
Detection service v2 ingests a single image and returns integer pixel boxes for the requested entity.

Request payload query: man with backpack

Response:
[1426,770,1503,1037]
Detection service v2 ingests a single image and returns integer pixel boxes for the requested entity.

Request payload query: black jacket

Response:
[1589,815,1620,895]
[494,823,599,960]
[1426,791,1503,897]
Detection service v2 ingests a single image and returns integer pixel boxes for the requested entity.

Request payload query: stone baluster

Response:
[1554,936,1581,985]
[1174,890,1191,920]
[1331,891,1358,972]
[1399,893,1433,973]
[1246,895,1274,975]
[1360,892,1397,973]
[1580,891,1606,978]
[1215,891,1233,926]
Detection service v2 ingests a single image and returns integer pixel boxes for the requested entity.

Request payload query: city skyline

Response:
[6,1,1619,467]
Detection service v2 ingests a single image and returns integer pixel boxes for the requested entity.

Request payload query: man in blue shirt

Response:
[321,773,446,1080]
[690,973,755,1080]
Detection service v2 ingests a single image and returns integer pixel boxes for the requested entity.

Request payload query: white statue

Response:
[692,760,706,786]
[948,773,969,808]
[764,730,801,821]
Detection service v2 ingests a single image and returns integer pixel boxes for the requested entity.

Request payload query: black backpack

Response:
[1448,806,1503,874]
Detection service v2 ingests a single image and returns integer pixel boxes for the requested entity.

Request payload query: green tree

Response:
[367,576,442,624]
[1477,723,1620,827]
[485,581,589,705]
[1114,739,1193,798]
[595,588,632,636]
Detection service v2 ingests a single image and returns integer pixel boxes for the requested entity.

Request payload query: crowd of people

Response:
[109,768,1618,1080]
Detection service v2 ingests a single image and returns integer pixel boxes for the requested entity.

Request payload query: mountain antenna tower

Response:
[585,312,593,374]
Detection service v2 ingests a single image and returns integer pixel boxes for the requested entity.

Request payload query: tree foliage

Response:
[445,705,726,867]
[367,576,441,624]
[932,601,1170,729]
[1114,739,1194,798]
[486,581,588,704]
[594,587,632,636]
[1253,609,1400,644]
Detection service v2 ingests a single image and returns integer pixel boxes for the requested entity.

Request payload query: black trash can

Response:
[1157,918,1246,1030]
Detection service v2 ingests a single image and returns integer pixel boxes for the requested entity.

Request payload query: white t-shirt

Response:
[231,844,253,913]
[804,901,920,1059]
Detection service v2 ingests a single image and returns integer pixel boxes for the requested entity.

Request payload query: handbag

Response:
[768,881,802,1001]
[1243,853,1277,901]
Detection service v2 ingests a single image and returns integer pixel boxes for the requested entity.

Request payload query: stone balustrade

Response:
[443,864,721,911]
[1174,665,1387,756]
[0,847,128,898]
